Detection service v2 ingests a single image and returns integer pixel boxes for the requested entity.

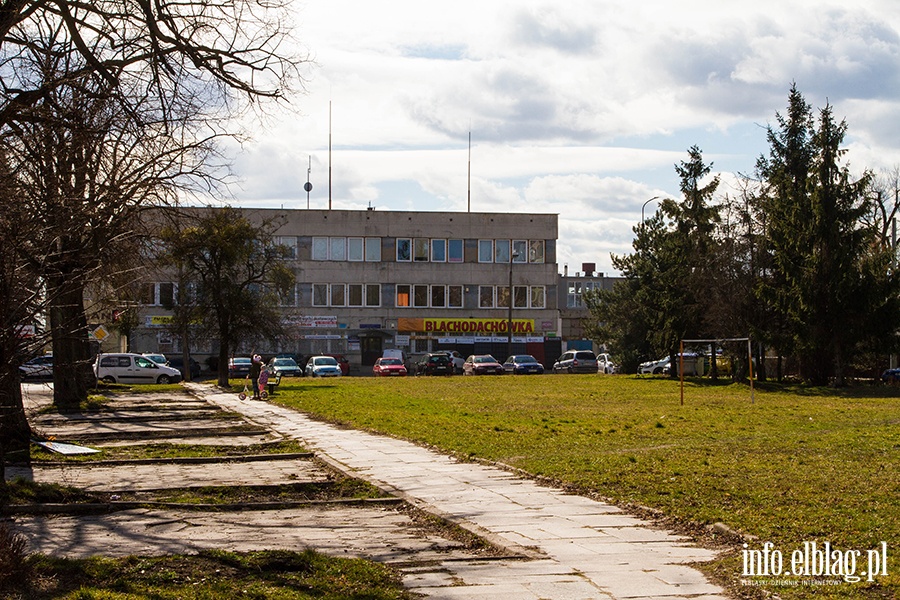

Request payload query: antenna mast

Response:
[467,131,471,213]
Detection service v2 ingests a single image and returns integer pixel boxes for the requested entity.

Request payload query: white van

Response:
[94,353,182,384]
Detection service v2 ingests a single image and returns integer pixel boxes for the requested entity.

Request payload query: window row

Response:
[312,283,381,307]
[476,239,544,264]
[478,285,546,309]
[396,238,465,263]
[396,284,464,308]
[312,237,382,262]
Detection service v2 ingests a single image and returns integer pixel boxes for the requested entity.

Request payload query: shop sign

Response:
[398,317,534,334]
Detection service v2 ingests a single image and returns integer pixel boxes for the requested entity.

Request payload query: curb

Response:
[2,497,404,516]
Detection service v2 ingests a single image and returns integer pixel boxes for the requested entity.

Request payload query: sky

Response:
[222,0,900,276]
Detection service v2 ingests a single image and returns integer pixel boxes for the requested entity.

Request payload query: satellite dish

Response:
[304,182,313,193]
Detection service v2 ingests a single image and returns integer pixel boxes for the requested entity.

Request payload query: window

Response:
[158,283,175,307]
[348,284,363,307]
[512,240,527,262]
[330,237,346,261]
[497,286,510,308]
[365,238,381,261]
[414,238,429,262]
[529,240,545,263]
[479,286,494,308]
[495,239,510,264]
[478,240,493,263]
[431,285,445,307]
[139,283,155,305]
[397,238,411,262]
[313,284,328,307]
[280,284,298,306]
[514,285,528,308]
[331,284,346,306]
[312,237,329,261]
[396,284,411,307]
[431,239,446,262]
[366,284,380,307]
[348,238,364,261]
[275,236,298,259]
[448,285,463,308]
[414,285,429,307]
[448,239,464,263]
[530,286,546,308]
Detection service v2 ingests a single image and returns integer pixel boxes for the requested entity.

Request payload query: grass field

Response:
[270,374,900,600]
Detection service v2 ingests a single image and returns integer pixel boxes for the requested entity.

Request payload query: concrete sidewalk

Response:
[190,383,729,600]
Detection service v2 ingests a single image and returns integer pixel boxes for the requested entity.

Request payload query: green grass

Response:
[11,550,413,599]
[29,440,309,463]
[270,375,900,599]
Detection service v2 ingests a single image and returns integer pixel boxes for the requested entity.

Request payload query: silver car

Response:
[552,350,599,374]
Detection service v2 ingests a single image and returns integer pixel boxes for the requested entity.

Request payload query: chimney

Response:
[564,264,568,277]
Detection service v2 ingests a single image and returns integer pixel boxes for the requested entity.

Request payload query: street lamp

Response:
[641,196,660,226]
[507,249,520,360]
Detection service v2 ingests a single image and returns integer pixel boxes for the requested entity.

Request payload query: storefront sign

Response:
[146,315,173,327]
[398,317,535,334]
[289,315,338,328]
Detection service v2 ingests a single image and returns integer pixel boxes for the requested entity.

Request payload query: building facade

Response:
[129,208,562,373]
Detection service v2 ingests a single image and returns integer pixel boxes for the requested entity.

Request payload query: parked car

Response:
[416,353,453,376]
[169,356,201,380]
[142,353,169,366]
[325,354,350,376]
[228,357,253,378]
[502,354,544,375]
[639,357,669,375]
[552,350,599,374]
[94,352,182,384]
[881,368,900,383]
[373,357,408,377]
[19,354,53,379]
[432,350,465,374]
[268,356,303,377]
[463,354,505,375]
[305,355,343,377]
[597,353,617,374]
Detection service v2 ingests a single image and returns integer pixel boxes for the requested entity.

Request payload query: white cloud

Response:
[221,0,900,275]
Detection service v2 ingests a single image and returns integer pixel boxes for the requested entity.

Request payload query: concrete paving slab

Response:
[190,384,731,599]
[15,383,732,599]
[6,457,331,491]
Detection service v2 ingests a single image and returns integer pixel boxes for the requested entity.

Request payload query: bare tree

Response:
[0,0,305,128]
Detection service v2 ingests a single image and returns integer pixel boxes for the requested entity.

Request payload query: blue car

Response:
[502,354,545,375]
[881,368,900,383]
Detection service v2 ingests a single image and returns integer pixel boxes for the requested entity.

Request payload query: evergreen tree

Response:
[756,87,900,385]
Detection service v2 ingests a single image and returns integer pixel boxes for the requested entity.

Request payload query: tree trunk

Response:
[49,275,95,409]
[0,366,32,481]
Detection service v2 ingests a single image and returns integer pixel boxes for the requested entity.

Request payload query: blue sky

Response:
[222,0,900,275]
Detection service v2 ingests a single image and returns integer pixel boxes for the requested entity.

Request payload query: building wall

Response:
[132,208,562,373]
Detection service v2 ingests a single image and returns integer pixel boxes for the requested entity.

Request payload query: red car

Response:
[463,354,505,375]
[325,354,350,375]
[373,357,408,376]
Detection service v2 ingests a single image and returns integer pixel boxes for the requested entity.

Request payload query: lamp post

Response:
[641,196,660,227]
[507,250,520,360]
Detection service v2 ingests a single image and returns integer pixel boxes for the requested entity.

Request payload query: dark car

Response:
[503,354,545,375]
[268,357,303,377]
[463,354,505,375]
[228,357,253,378]
[881,368,900,383]
[169,356,201,380]
[416,353,453,376]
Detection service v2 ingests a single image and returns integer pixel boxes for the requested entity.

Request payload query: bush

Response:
[0,520,30,590]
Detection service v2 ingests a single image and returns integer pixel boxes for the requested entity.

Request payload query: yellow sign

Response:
[92,325,109,341]
[398,317,534,334]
